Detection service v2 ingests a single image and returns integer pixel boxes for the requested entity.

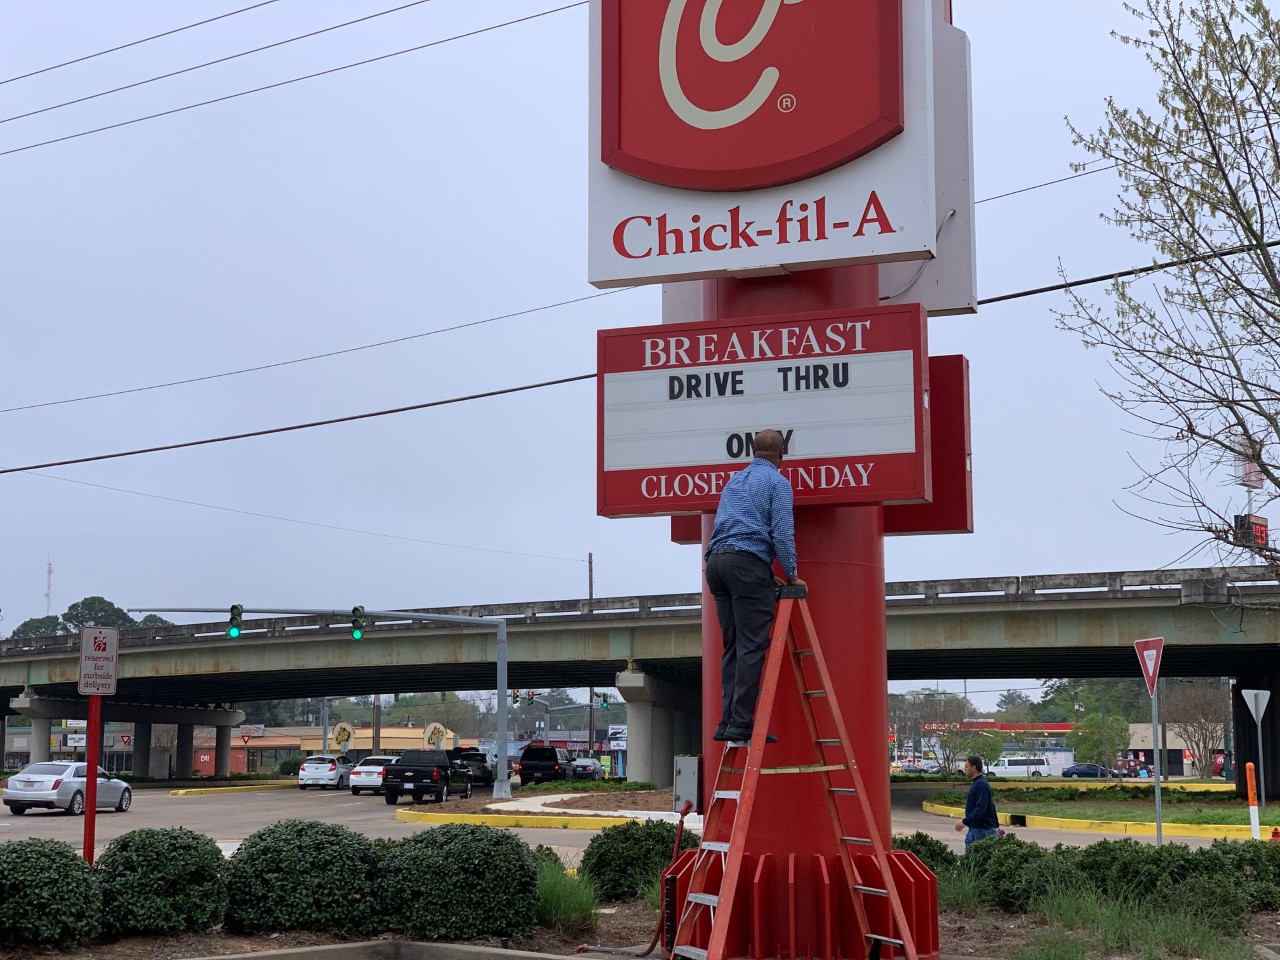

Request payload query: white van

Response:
[988,754,1066,778]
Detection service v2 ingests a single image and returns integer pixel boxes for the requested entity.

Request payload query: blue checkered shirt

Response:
[706,458,797,578]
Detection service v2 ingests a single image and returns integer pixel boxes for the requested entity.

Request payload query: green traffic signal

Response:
[227,604,243,639]
[351,605,366,640]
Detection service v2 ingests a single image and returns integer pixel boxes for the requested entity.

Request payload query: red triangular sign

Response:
[1134,636,1165,697]
[241,734,252,744]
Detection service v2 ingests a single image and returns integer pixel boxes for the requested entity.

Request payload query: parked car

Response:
[382,749,473,804]
[1062,762,1120,779]
[349,755,399,795]
[2,761,131,815]
[297,755,354,790]
[898,763,930,774]
[572,758,603,780]
[451,748,495,786]
[514,746,572,785]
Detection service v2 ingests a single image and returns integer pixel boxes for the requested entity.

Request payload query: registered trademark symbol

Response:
[777,93,796,113]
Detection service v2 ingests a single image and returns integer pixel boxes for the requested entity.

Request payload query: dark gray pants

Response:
[705,551,777,728]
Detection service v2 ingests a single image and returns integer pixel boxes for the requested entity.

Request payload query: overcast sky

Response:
[0,2,1240,711]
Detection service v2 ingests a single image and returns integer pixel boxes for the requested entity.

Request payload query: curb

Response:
[922,799,1261,839]
[171,781,297,796]
[395,809,640,830]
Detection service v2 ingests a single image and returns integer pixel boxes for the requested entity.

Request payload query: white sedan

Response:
[297,755,354,790]
[3,761,132,815]
[349,756,399,795]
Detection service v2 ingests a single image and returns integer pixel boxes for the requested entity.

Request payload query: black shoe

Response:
[712,724,731,742]
[726,726,778,744]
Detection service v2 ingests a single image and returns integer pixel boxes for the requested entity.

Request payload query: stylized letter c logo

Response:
[659,0,804,131]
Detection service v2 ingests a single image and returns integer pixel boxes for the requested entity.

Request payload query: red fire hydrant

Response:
[1269,827,1279,842]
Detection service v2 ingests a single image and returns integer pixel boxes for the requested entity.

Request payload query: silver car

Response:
[349,755,398,795]
[297,755,354,790]
[3,761,132,815]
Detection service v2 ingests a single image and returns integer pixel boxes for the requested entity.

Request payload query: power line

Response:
[0,0,437,126]
[0,0,283,86]
[0,288,628,415]
[0,3,588,160]
[2,240,1272,476]
[25,471,586,564]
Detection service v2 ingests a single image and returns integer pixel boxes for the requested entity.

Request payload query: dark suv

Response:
[515,746,571,784]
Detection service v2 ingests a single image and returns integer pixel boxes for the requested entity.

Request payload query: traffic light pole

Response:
[132,605,517,800]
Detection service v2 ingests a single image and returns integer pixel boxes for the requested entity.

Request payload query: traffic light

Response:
[351,606,366,640]
[227,605,243,639]
[511,689,520,706]
[526,690,536,705]
[600,693,610,710]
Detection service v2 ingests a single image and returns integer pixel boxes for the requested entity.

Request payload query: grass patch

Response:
[1023,883,1255,960]
[937,863,982,915]
[535,861,599,937]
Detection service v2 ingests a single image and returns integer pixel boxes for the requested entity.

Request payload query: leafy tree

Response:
[8,615,63,640]
[1067,712,1132,768]
[135,614,173,629]
[996,690,1032,713]
[1057,0,1280,563]
[62,597,135,633]
[1164,679,1229,775]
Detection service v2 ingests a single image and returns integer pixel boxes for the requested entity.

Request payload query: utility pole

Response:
[589,686,596,752]
[372,695,382,753]
[321,698,330,754]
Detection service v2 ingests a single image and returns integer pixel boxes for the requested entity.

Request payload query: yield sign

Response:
[120,735,133,745]
[1134,637,1165,697]
[241,734,253,745]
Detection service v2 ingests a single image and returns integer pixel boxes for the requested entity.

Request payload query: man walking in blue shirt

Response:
[705,429,806,743]
[955,755,999,849]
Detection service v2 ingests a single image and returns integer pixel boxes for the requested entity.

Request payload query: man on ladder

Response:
[704,428,807,743]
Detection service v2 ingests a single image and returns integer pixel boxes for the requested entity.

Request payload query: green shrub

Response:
[519,779,657,794]
[1210,839,1280,911]
[1017,845,1087,907]
[536,860,599,937]
[0,838,101,946]
[1074,838,1155,899]
[891,831,959,876]
[964,833,1046,911]
[531,844,564,871]
[382,824,537,940]
[1158,871,1251,936]
[224,819,378,934]
[95,828,227,937]
[580,820,700,902]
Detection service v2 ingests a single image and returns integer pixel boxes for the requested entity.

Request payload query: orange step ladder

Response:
[669,591,927,960]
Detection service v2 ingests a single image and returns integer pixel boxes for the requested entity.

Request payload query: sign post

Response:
[77,626,119,864]
[1134,637,1165,845]
[1243,688,1271,820]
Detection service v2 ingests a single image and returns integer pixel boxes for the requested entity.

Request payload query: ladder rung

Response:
[794,648,814,657]
[713,789,741,801]
[701,840,730,853]
[854,885,889,897]
[830,787,858,795]
[867,934,906,947]
[760,763,845,775]
[817,738,840,745]
[687,892,719,907]
[805,690,827,698]
[842,836,873,846]
[673,947,708,960]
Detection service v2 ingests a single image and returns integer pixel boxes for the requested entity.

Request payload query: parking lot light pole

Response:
[130,605,517,800]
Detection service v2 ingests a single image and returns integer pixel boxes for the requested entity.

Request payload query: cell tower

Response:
[44,556,53,617]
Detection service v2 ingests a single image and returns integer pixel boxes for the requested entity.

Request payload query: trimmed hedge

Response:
[0,838,101,946]
[891,831,959,876]
[95,827,227,938]
[580,819,700,902]
[381,824,538,940]
[224,819,378,934]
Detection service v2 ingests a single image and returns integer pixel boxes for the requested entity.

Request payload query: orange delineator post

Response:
[1248,762,1260,840]
[671,595,939,960]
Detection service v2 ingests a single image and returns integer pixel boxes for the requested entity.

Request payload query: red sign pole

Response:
[83,693,101,863]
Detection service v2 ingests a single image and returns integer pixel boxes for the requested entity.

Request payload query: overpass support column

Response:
[176,724,194,779]
[214,725,232,778]
[133,723,152,778]
[1233,672,1280,801]
[30,717,50,763]
[616,669,700,788]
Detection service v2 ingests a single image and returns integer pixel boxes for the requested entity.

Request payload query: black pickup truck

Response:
[381,749,473,805]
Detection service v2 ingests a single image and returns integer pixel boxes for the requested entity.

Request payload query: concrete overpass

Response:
[3,565,1279,787]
